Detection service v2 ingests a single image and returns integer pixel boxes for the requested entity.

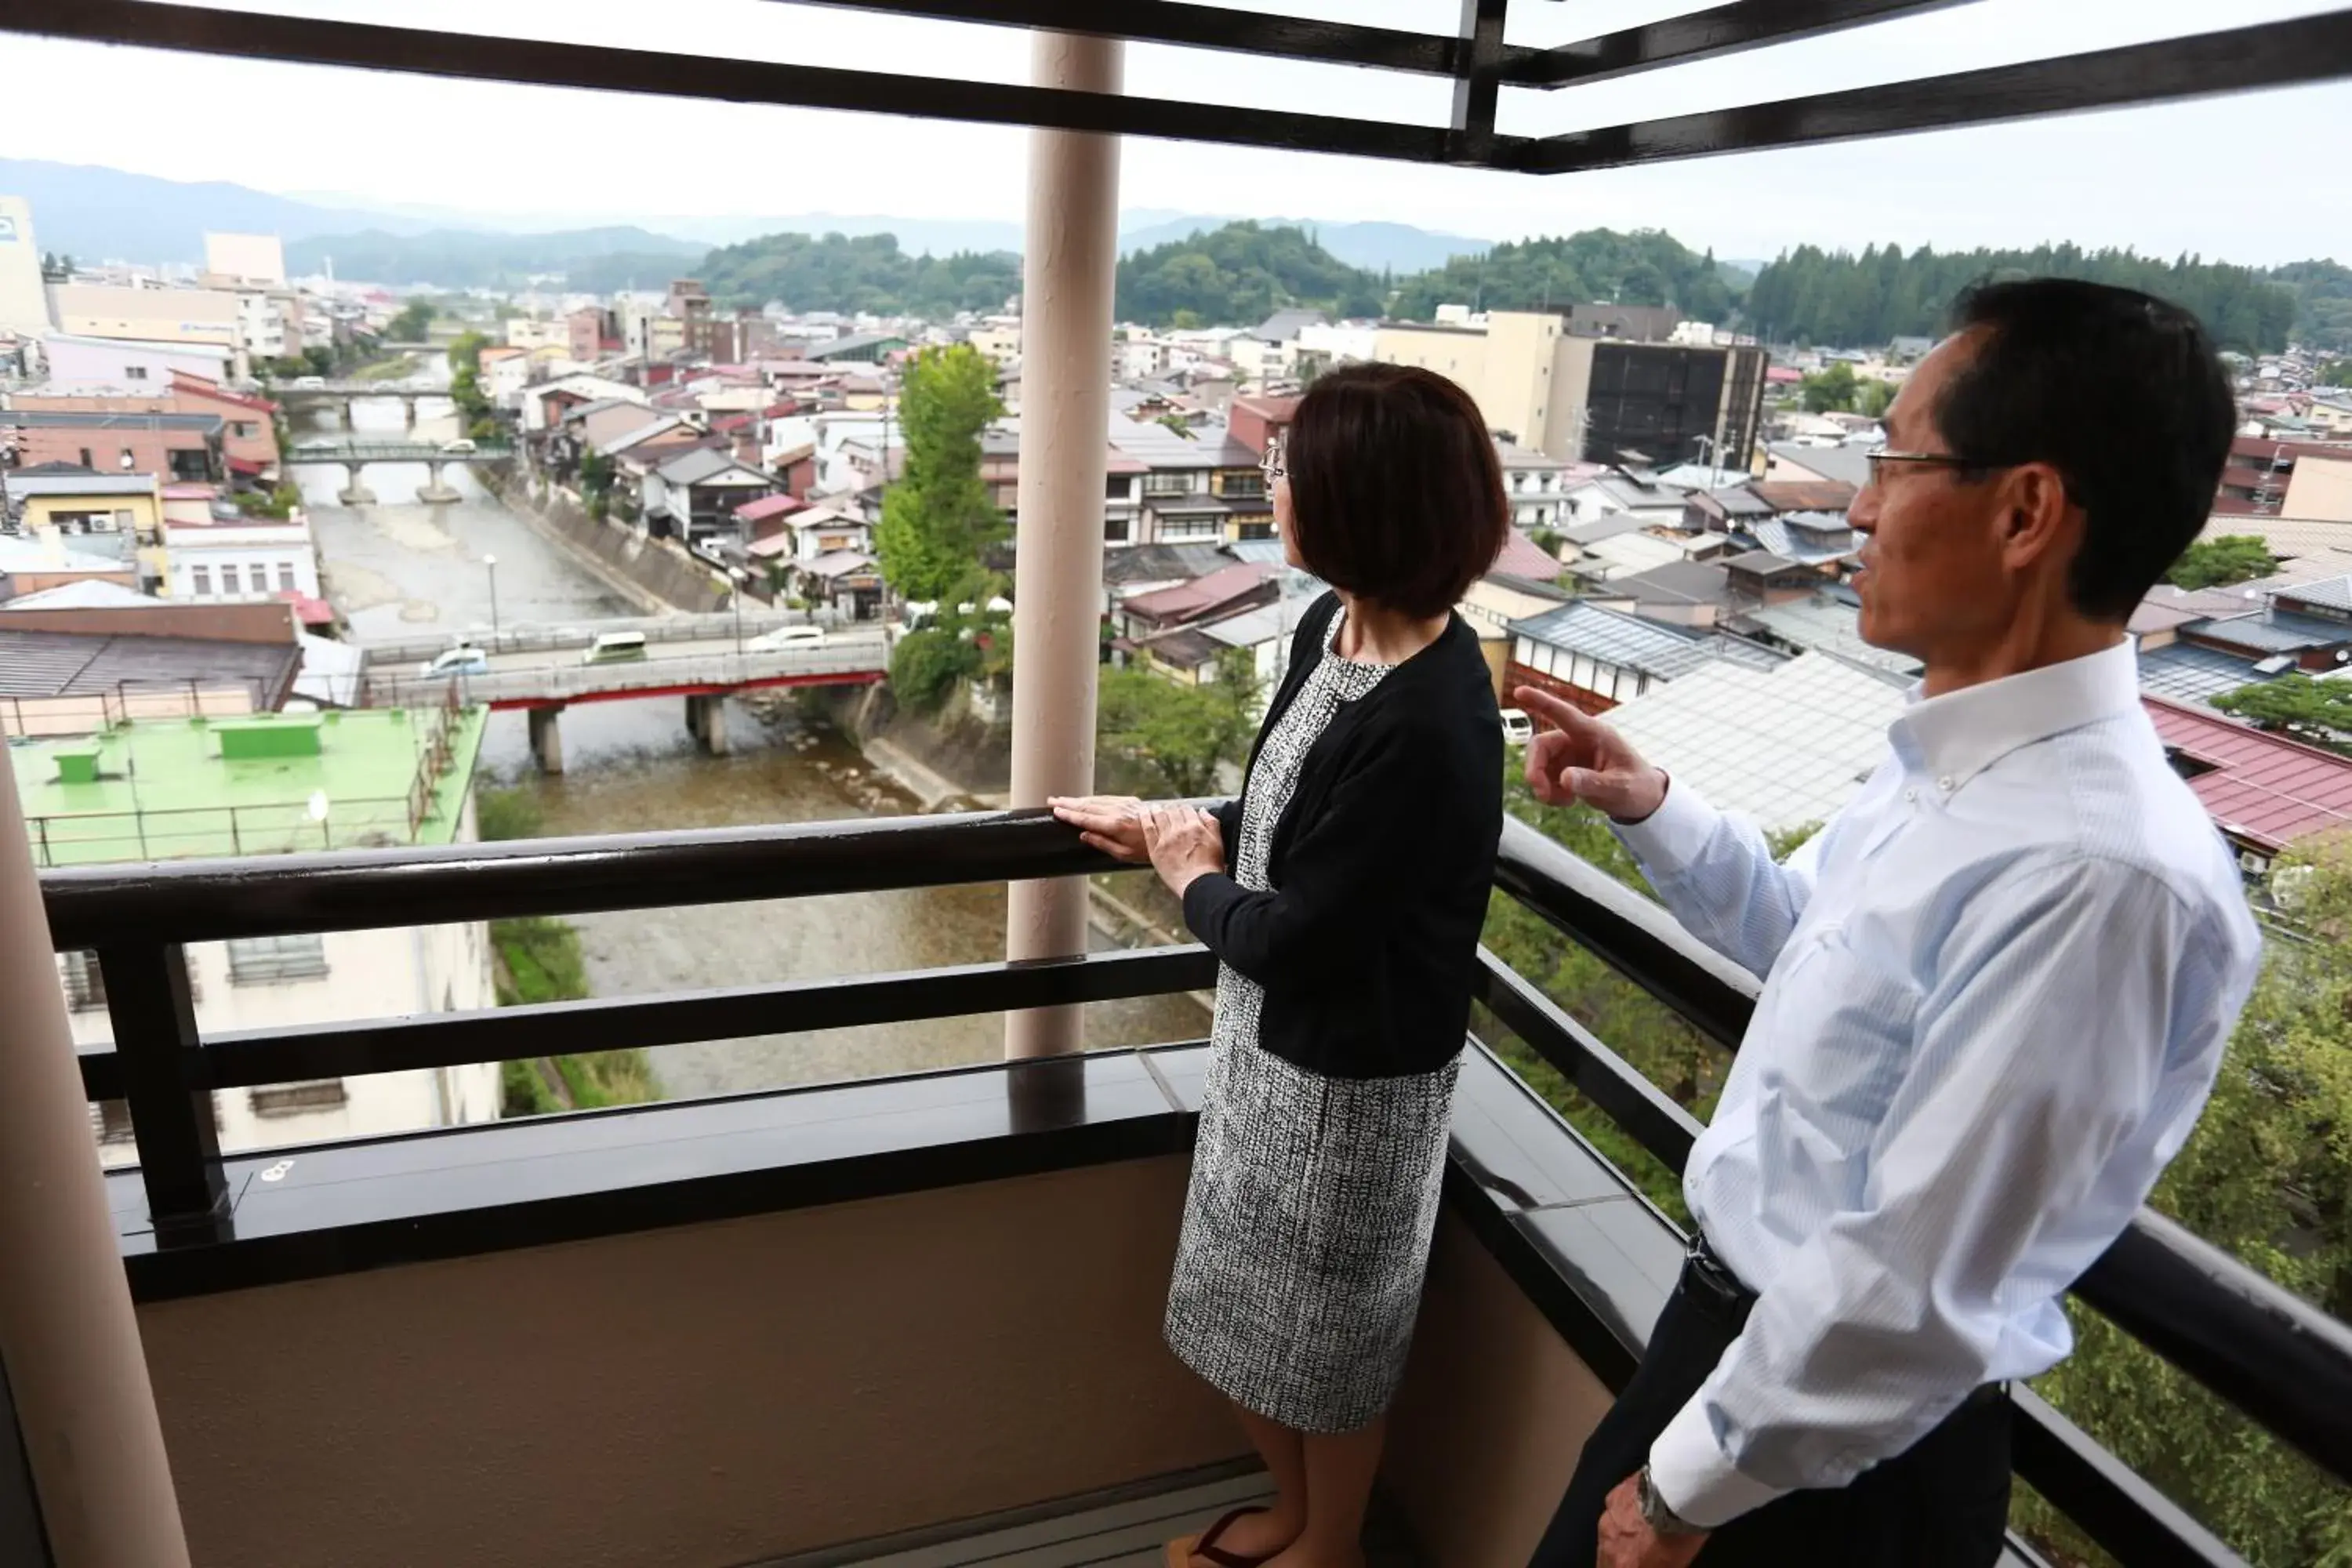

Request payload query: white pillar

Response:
[1004,31,1123,1061]
[0,766,194,1565]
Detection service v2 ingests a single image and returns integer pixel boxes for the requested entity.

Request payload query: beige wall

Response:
[24,488,162,536]
[138,1158,1247,1568]
[1483,312,1563,455]
[0,601,298,643]
[2285,456,2352,523]
[50,283,240,348]
[1385,1220,1615,1568]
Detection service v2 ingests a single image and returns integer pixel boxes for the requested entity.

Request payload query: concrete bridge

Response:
[285,438,514,504]
[359,633,890,771]
[274,381,449,431]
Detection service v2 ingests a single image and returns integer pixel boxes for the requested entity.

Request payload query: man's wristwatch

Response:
[1636,1465,1707,1536]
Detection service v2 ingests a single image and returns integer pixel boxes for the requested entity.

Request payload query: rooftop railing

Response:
[35,808,2352,1567]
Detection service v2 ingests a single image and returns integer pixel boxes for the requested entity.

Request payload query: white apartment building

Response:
[167,517,323,603]
[0,195,50,339]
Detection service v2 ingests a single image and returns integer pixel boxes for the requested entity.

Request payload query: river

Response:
[297,372,1207,1098]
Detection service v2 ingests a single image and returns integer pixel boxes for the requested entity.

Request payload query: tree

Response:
[874,344,1005,605]
[1857,378,1896,420]
[2213,673,2352,755]
[301,344,335,378]
[2320,358,2352,388]
[2168,535,2280,590]
[445,329,488,376]
[387,298,435,341]
[1799,361,1860,413]
[1095,649,1264,797]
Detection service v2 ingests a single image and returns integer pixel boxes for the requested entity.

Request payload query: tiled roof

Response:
[2143,695,2352,853]
[1751,516,1860,565]
[1125,561,1280,622]
[1601,652,1907,831]
[1509,601,1733,681]
[2274,575,2352,612]
[1490,529,1561,581]
[1610,560,1734,607]
[1766,443,1872,490]
[2190,610,2352,655]
[1749,479,1857,514]
[2136,641,2278,707]
[1740,593,1923,677]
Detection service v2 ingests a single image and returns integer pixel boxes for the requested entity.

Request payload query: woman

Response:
[1054,362,1508,1568]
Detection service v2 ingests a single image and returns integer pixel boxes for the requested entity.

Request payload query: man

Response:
[1523,278,2262,1568]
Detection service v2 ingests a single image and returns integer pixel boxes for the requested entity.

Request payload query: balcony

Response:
[24,811,2349,1568]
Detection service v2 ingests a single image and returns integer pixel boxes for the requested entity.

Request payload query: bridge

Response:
[359,633,890,771]
[273,380,450,431]
[286,438,514,504]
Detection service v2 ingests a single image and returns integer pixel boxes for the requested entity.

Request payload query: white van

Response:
[746,624,827,652]
[1498,708,1534,747]
[580,631,649,666]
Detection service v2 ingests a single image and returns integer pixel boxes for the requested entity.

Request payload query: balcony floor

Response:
[779,1462,1422,1568]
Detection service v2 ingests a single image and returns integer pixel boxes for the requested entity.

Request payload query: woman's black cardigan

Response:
[1181,591,1503,1080]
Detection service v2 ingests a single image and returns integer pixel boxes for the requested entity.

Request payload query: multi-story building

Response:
[202,232,287,286]
[37,331,236,388]
[0,194,49,339]
[20,706,502,1163]
[3,409,224,484]
[166,514,322,604]
[47,282,245,378]
[1108,418,1266,546]
[9,373,280,478]
[1374,309,1768,469]
[1495,439,1572,529]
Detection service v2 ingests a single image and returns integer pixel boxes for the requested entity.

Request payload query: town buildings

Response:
[18,706,502,1162]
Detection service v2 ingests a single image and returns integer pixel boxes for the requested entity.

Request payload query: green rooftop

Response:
[11,706,489,868]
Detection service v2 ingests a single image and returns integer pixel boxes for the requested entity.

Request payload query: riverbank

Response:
[484,468,721,615]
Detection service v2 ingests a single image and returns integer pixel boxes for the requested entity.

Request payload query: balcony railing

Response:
[33,808,2352,1567]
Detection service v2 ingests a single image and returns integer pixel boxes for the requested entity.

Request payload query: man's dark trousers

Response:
[1530,1245,2014,1567]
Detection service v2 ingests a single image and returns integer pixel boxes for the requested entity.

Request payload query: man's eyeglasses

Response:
[1261,434,1287,482]
[1864,448,2010,487]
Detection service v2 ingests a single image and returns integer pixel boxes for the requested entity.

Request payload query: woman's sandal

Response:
[1164,1504,1283,1568]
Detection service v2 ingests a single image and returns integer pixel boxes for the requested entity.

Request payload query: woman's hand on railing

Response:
[1141,805,1225,900]
[1515,687,1670,826]
[1049,795,1151,863]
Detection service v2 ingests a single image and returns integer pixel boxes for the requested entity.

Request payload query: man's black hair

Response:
[1936,278,2237,621]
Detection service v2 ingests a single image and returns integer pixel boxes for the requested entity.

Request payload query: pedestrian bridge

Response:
[360,634,890,770]
[287,439,514,504]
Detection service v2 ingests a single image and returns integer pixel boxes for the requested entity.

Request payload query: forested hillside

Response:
[2269,259,2352,354]
[1744,244,2299,354]
[1389,230,1737,323]
[695,231,1022,316]
[1114,222,1385,328]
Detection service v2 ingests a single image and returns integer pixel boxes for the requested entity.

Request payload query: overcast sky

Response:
[8,0,2349,263]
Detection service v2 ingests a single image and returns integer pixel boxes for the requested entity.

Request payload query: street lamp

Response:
[484,553,499,644]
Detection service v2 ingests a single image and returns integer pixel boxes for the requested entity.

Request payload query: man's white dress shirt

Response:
[1613,641,2263,1527]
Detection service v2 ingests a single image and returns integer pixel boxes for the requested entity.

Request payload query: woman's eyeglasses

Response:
[1261,434,1287,482]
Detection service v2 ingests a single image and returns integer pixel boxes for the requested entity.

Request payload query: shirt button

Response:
[1937,775,1955,793]
[1904,787,1918,804]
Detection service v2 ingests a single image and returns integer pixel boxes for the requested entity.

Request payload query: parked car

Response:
[292,376,325,389]
[1499,707,1534,747]
[439,437,478,454]
[417,645,489,681]
[580,631,649,666]
[746,625,827,652]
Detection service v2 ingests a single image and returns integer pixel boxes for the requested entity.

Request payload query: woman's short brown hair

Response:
[1283,361,1510,619]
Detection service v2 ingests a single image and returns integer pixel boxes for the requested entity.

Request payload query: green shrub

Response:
[889,626,978,713]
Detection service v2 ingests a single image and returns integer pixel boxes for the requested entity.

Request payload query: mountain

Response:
[1116,215,1491,274]
[1116,223,1385,328]
[697,231,1022,316]
[0,158,434,265]
[281,227,705,290]
[1392,230,1740,323]
[2267,259,2352,354]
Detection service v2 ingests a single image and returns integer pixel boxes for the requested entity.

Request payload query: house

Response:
[1495,441,1573,530]
[8,372,280,477]
[2,470,164,591]
[2,409,223,483]
[1226,394,1299,459]
[0,535,140,602]
[1506,600,1780,717]
[1594,560,1744,630]
[796,550,886,621]
[1559,471,1689,530]
[1763,441,1875,492]
[805,332,909,364]
[1599,653,1911,832]
[19,708,500,1162]
[2143,695,2352,877]
[165,514,322,605]
[1108,417,1268,545]
[1738,590,1923,680]
[0,604,302,736]
[649,448,779,545]
[521,373,646,433]
[1117,561,1282,644]
[1101,542,1233,613]
[732,491,807,547]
